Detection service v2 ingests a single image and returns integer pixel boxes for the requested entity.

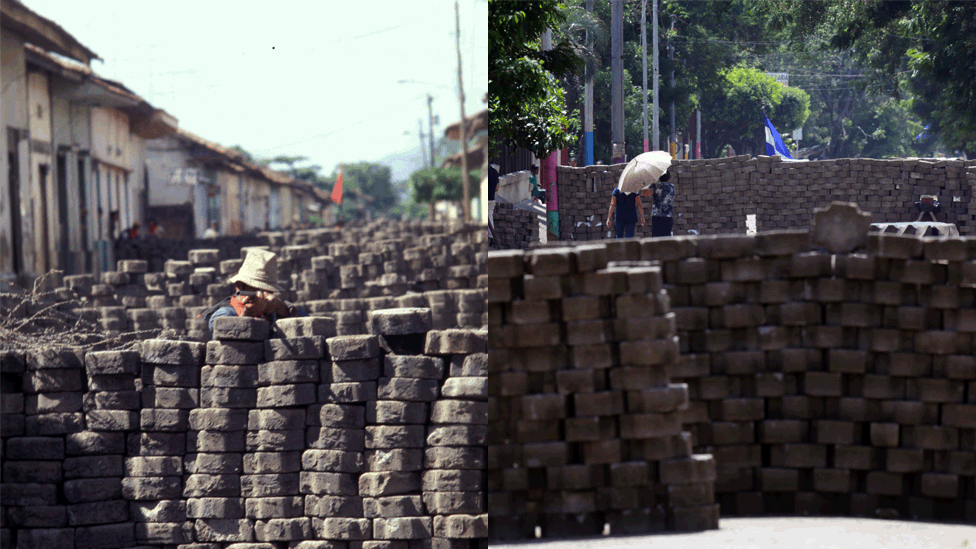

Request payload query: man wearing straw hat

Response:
[206,248,306,336]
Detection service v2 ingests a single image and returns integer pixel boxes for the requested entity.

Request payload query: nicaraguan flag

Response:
[764,114,794,159]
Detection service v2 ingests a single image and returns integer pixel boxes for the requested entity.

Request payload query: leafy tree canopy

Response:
[329,162,399,219]
[544,0,966,161]
[410,167,480,205]
[765,0,976,156]
[701,66,810,157]
[489,0,585,158]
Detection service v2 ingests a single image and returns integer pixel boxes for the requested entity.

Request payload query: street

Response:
[491,517,976,549]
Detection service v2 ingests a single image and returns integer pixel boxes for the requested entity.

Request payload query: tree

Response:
[267,155,325,184]
[701,67,810,157]
[229,145,258,163]
[328,163,399,221]
[409,167,480,208]
[557,0,782,161]
[770,0,976,156]
[489,0,585,158]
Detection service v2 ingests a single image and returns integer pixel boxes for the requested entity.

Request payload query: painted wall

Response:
[27,70,53,275]
[0,33,29,280]
[246,176,270,233]
[1,33,28,129]
[49,76,81,274]
[68,102,90,151]
[145,133,194,206]
[90,106,130,170]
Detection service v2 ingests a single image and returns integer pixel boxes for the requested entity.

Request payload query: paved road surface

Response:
[492,517,976,549]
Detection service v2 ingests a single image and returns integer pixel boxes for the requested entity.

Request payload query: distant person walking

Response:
[127,221,142,239]
[529,165,544,204]
[203,222,219,239]
[650,168,675,237]
[148,219,164,237]
[606,188,644,239]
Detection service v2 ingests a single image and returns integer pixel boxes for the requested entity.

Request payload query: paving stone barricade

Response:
[489,223,976,529]
[491,204,538,251]
[0,312,488,549]
[486,246,720,541]
[116,236,264,274]
[555,157,976,239]
[46,221,485,341]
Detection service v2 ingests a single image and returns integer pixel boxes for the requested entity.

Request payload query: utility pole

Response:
[455,0,469,223]
[652,0,659,151]
[584,0,594,166]
[696,109,702,159]
[427,95,436,168]
[611,0,625,163]
[669,14,676,157]
[641,0,648,152]
[418,119,428,167]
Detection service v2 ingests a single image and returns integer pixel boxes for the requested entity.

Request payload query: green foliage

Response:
[559,0,787,161]
[328,163,399,220]
[702,66,810,157]
[388,196,430,221]
[489,0,585,158]
[503,0,969,160]
[267,155,329,187]
[229,145,257,163]
[765,0,976,156]
[409,167,481,205]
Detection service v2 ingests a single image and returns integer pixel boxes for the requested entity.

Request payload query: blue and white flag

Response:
[764,113,794,159]
[914,124,931,141]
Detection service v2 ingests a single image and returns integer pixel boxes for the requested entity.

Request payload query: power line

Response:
[672,32,931,46]
[260,101,429,153]
[346,18,426,41]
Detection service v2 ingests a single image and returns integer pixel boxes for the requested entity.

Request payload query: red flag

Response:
[331,166,343,204]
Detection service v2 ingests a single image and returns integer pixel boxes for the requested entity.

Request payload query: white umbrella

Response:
[617,150,673,194]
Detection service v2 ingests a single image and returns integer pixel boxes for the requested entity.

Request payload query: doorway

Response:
[6,129,23,275]
[38,163,50,273]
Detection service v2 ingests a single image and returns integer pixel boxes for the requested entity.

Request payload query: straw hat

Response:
[227,249,281,292]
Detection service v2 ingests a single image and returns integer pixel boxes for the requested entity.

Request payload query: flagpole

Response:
[760,106,766,156]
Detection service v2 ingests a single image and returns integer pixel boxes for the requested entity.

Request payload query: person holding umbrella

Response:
[608,151,672,238]
[606,187,645,238]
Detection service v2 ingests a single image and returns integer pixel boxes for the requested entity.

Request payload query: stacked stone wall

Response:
[555,157,976,239]
[116,236,264,274]
[491,204,538,251]
[486,247,720,541]
[0,312,487,549]
[487,228,976,536]
[640,231,976,522]
[42,222,486,342]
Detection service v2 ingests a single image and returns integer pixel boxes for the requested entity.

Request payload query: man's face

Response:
[235,282,268,316]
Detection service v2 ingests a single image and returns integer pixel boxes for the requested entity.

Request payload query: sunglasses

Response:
[235,289,260,298]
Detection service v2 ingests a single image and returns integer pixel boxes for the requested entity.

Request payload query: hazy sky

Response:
[24,0,487,182]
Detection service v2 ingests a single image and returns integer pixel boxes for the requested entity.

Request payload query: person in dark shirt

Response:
[650,168,675,237]
[606,188,645,238]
